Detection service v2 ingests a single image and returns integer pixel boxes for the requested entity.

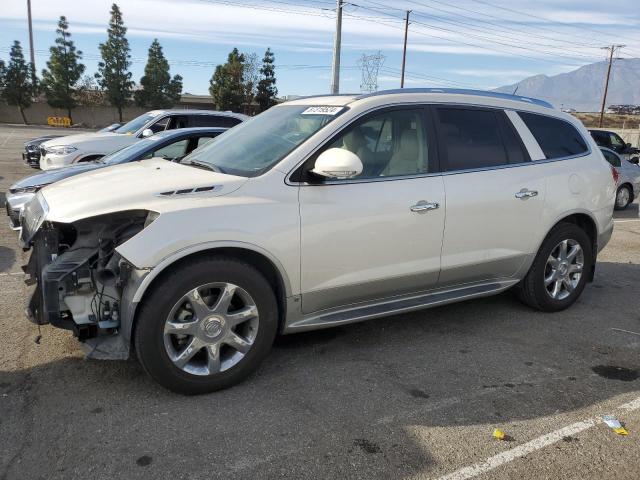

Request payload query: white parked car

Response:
[600,147,640,210]
[38,109,247,170]
[21,89,616,394]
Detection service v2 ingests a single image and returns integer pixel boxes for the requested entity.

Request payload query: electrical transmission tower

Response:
[358,52,385,93]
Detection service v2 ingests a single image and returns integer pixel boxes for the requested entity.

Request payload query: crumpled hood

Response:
[11,163,102,190]
[41,131,138,152]
[39,158,249,223]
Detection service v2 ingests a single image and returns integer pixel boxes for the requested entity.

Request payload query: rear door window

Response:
[518,112,588,159]
[435,107,509,171]
[601,149,621,167]
[196,136,218,148]
[189,115,242,128]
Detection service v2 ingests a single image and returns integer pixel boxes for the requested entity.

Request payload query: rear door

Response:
[434,105,546,287]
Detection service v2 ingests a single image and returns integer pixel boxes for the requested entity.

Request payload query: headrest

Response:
[399,130,419,158]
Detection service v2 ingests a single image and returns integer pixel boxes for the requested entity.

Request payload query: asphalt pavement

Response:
[1,124,639,480]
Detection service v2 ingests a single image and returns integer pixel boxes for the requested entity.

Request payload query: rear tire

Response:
[134,256,278,395]
[515,223,593,312]
[615,185,632,210]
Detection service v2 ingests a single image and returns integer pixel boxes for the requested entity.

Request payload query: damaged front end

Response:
[22,195,156,359]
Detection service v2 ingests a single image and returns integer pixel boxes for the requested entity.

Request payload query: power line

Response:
[469,0,639,48]
[351,2,600,64]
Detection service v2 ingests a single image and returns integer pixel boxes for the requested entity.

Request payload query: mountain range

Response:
[494,58,640,112]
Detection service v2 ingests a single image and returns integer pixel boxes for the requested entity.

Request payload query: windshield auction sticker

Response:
[301,106,344,115]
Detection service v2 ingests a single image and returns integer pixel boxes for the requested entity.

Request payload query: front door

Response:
[297,107,446,313]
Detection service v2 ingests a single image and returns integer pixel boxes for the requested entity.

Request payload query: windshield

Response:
[114,112,162,135]
[99,138,157,164]
[181,105,344,177]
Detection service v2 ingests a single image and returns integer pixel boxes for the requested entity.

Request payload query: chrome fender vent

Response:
[157,185,220,197]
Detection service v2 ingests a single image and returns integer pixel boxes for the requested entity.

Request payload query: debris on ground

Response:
[493,428,507,440]
[603,415,629,436]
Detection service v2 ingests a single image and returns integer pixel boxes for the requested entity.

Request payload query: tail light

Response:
[610,165,619,185]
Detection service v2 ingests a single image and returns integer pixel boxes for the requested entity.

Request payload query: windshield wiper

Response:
[186,160,224,173]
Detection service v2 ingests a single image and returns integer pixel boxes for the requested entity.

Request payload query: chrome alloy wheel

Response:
[616,187,630,209]
[544,239,584,300]
[163,283,259,376]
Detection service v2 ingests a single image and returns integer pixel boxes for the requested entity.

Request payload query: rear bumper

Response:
[597,218,614,253]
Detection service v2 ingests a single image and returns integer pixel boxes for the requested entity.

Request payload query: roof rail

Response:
[356,88,554,109]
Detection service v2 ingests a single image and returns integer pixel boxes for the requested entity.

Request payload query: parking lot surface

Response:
[1,124,639,480]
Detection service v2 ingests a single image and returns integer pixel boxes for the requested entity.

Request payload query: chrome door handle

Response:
[410,201,440,213]
[515,189,538,199]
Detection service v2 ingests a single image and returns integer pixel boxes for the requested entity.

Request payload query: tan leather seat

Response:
[384,130,421,176]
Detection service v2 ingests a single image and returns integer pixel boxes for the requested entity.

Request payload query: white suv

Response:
[20,89,616,394]
[38,109,247,170]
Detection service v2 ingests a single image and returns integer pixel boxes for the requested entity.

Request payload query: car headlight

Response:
[10,184,45,194]
[20,192,49,246]
[45,146,78,155]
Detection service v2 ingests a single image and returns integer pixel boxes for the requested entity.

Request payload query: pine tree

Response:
[134,39,182,109]
[256,48,277,112]
[2,41,38,124]
[0,60,5,97]
[41,16,85,123]
[96,3,133,121]
[209,48,246,112]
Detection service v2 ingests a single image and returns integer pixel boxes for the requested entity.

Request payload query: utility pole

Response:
[330,0,343,94]
[400,10,411,88]
[598,44,624,128]
[26,0,36,84]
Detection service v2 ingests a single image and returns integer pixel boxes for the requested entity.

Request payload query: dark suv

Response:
[589,129,640,162]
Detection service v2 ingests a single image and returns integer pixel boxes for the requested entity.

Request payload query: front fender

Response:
[118,241,294,350]
[131,240,293,303]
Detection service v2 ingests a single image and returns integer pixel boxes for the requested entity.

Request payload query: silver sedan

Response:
[600,147,640,210]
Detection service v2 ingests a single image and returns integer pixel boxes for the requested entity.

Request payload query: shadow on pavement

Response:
[614,202,639,219]
[1,261,639,479]
[0,246,16,273]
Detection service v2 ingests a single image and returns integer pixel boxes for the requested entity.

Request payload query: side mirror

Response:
[141,128,154,138]
[311,148,363,179]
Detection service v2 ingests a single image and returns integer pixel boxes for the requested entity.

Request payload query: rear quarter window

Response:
[518,112,588,159]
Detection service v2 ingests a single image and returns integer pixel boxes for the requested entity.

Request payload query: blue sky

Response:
[1,0,639,96]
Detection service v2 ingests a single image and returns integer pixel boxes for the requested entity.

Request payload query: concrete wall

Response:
[611,129,640,148]
[0,99,218,128]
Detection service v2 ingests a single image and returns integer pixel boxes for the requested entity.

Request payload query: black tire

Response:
[515,223,593,312]
[614,185,632,210]
[134,256,278,395]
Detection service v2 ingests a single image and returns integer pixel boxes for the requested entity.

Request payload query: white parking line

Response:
[0,130,15,147]
[614,219,640,223]
[434,396,640,480]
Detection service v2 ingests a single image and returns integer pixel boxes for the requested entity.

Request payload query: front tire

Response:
[515,223,593,312]
[134,256,278,395]
[615,185,632,210]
